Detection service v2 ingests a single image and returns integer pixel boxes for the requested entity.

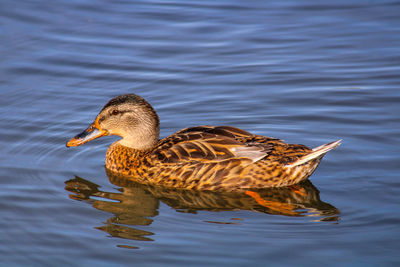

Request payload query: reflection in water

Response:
[65,171,339,246]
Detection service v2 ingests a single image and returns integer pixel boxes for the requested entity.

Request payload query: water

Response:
[1,0,399,265]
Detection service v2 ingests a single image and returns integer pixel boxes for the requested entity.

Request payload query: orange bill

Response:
[66,122,108,147]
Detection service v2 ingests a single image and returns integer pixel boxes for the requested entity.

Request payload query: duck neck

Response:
[117,124,159,150]
[105,142,152,176]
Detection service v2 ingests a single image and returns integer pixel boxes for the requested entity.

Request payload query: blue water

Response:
[1,0,399,265]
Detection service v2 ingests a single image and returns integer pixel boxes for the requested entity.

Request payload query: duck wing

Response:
[152,126,273,164]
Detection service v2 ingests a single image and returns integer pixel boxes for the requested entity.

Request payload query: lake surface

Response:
[1,0,399,265]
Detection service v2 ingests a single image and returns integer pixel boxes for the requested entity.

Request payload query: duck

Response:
[66,94,341,191]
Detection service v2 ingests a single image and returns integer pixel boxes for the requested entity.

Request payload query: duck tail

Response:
[286,139,342,167]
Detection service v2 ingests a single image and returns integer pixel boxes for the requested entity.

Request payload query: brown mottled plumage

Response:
[66,94,341,191]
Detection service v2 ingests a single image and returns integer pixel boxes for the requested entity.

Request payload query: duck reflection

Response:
[65,171,339,244]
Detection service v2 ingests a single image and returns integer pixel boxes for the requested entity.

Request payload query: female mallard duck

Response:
[67,94,341,191]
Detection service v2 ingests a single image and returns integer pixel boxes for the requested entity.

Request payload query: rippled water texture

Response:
[1,0,399,265]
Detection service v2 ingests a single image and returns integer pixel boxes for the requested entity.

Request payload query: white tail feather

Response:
[286,139,342,167]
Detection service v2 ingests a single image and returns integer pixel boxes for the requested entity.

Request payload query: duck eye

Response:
[110,110,120,116]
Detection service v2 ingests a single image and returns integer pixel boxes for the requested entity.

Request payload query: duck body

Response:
[67,94,341,191]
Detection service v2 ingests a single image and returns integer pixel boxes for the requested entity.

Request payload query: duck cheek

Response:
[106,128,124,138]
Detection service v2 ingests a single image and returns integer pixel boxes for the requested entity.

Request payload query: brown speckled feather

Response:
[105,125,337,191]
[153,126,273,164]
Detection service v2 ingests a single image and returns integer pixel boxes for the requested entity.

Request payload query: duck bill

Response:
[66,123,108,147]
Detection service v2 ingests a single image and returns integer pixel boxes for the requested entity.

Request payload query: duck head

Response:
[66,94,160,150]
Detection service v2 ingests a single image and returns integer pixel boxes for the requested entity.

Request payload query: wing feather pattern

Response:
[152,126,273,164]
